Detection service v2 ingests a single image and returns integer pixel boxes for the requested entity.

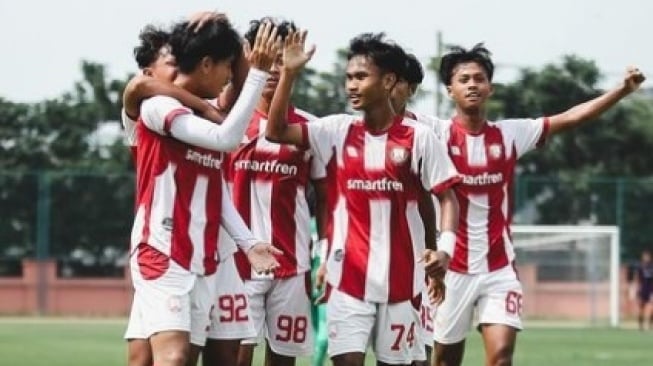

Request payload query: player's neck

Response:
[256,98,271,116]
[363,103,395,133]
[455,107,486,133]
[174,75,203,98]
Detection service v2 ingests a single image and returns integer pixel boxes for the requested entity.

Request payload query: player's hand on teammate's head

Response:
[187,11,228,33]
[623,66,646,93]
[247,242,283,274]
[281,29,316,74]
[421,249,451,279]
[427,276,446,305]
[245,21,281,72]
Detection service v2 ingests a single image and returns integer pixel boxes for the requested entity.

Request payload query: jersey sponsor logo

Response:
[389,147,409,165]
[233,159,299,176]
[185,148,223,169]
[488,143,503,159]
[462,172,504,186]
[346,178,404,192]
[450,146,461,156]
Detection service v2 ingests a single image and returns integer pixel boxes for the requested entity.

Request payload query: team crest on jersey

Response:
[333,249,344,262]
[389,147,409,165]
[450,146,461,156]
[488,144,503,160]
[162,218,173,231]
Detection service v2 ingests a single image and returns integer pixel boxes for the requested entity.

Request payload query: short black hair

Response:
[168,18,242,74]
[133,25,170,69]
[439,43,494,86]
[347,33,407,78]
[244,17,296,48]
[402,53,424,85]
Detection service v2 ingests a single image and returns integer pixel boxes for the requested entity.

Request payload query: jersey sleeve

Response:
[416,126,461,194]
[139,96,192,136]
[121,108,138,146]
[499,117,550,158]
[302,114,349,167]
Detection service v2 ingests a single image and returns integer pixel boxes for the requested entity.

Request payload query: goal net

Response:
[511,225,620,327]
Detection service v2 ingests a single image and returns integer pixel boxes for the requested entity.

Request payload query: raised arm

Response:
[123,74,218,122]
[547,66,645,136]
[217,45,251,114]
[265,30,316,146]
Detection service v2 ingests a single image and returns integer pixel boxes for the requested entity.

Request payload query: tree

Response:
[0,61,133,276]
[292,49,349,116]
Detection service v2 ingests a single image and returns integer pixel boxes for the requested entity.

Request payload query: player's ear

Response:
[446,85,453,97]
[488,84,495,97]
[383,73,397,92]
[200,56,213,74]
[409,84,418,98]
[143,68,153,77]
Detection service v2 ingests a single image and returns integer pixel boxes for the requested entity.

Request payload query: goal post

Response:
[511,225,620,327]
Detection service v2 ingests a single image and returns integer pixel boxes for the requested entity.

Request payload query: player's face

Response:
[447,61,493,113]
[144,46,177,83]
[262,51,283,101]
[643,252,652,263]
[345,55,395,111]
[199,57,233,99]
[390,79,414,113]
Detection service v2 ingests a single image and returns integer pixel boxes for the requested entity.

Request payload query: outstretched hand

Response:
[623,66,646,93]
[282,29,316,74]
[247,243,283,274]
[245,22,281,72]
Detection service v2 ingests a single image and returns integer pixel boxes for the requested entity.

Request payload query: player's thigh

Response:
[326,288,375,358]
[433,271,480,344]
[266,273,314,357]
[374,296,421,365]
[241,279,272,345]
[476,265,523,331]
[207,257,256,341]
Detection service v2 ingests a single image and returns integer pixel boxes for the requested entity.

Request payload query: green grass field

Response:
[0,318,651,365]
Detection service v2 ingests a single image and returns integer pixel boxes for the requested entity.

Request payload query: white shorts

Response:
[124,245,216,347]
[412,288,436,361]
[207,255,256,340]
[326,288,422,365]
[433,265,523,344]
[242,273,314,357]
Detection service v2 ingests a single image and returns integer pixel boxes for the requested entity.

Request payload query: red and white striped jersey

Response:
[433,116,549,274]
[302,114,460,303]
[130,96,224,276]
[229,107,323,279]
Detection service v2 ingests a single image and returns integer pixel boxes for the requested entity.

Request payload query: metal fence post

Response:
[36,171,51,315]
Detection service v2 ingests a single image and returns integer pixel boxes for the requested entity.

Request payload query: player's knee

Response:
[157,347,189,366]
[488,345,514,366]
[127,353,152,366]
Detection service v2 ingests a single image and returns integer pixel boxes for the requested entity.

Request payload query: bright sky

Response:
[1,0,650,115]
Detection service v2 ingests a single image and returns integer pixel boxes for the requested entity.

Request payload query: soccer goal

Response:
[511,225,620,327]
